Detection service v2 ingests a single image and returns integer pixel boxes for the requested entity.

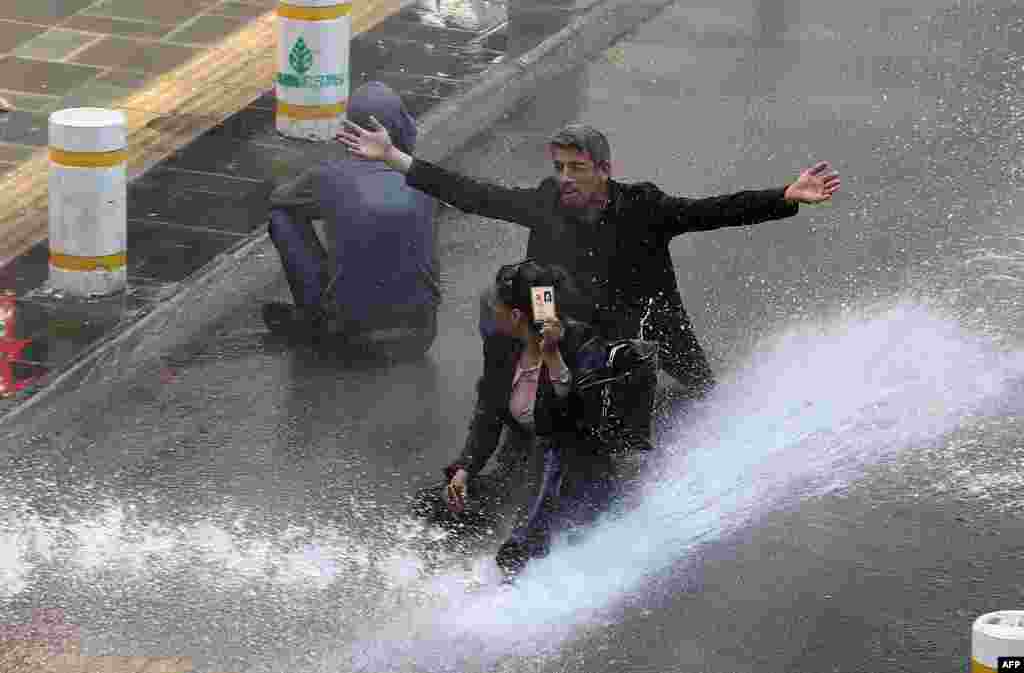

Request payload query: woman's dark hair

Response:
[494,259,582,322]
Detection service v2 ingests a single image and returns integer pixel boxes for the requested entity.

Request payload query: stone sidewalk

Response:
[0,0,410,258]
[0,0,439,177]
[0,0,278,174]
[0,0,678,421]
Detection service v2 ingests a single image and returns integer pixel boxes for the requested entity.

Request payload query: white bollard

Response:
[276,0,351,141]
[48,107,127,296]
[972,611,1024,672]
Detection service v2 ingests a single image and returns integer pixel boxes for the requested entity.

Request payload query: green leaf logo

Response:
[289,37,313,75]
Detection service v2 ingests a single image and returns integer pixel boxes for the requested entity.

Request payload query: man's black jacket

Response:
[407,158,800,338]
[444,319,596,482]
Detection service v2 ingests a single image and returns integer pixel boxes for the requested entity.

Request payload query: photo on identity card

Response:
[531,286,556,324]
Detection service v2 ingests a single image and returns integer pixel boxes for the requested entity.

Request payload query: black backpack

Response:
[572,337,659,453]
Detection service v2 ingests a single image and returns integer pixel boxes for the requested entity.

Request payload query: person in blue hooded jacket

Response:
[263,81,440,359]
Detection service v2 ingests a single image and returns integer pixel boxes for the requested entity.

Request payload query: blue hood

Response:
[346,81,417,155]
[308,81,438,326]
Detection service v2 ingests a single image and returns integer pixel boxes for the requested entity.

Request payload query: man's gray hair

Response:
[549,123,611,169]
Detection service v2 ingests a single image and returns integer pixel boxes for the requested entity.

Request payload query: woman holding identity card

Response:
[412,259,652,578]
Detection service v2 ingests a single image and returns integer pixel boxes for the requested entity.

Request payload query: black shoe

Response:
[262,302,328,341]
[495,538,529,578]
[617,430,655,454]
[495,526,550,577]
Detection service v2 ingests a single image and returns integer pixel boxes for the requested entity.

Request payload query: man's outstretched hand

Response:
[335,116,393,160]
[784,161,841,204]
[335,116,412,172]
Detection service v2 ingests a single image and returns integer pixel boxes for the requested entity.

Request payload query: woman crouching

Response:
[412,259,625,578]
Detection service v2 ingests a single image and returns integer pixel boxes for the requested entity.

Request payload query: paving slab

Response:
[0,0,679,415]
[0,0,415,249]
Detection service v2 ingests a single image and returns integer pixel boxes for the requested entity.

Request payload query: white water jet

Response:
[335,298,1024,673]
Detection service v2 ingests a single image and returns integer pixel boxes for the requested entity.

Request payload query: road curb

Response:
[414,0,679,164]
[0,0,677,434]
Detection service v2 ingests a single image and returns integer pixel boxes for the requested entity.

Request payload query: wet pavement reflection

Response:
[0,0,562,416]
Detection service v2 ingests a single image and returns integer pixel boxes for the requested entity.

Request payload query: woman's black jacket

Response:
[444,318,596,481]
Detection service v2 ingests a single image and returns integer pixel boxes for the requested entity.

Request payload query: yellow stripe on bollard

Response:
[971,658,997,673]
[49,147,128,168]
[49,251,127,272]
[277,2,352,21]
[972,611,1024,673]
[276,100,346,119]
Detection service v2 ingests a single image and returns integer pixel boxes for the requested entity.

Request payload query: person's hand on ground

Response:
[446,468,469,513]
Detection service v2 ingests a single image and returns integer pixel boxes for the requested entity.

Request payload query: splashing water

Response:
[0,297,1020,673]
[0,499,392,598]
[334,298,1024,673]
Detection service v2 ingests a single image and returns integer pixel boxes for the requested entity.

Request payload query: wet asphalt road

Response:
[1,0,1024,671]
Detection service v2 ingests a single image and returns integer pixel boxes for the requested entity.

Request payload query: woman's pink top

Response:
[509,350,571,430]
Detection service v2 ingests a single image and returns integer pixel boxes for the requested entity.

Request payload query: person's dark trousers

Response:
[265,175,437,359]
[267,207,329,307]
[266,170,330,307]
[495,442,620,576]
[607,343,659,453]
[494,441,562,574]
[645,303,715,399]
[639,300,716,423]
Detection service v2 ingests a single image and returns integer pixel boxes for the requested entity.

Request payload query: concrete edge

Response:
[415,0,678,164]
[0,0,676,435]
[0,230,277,435]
